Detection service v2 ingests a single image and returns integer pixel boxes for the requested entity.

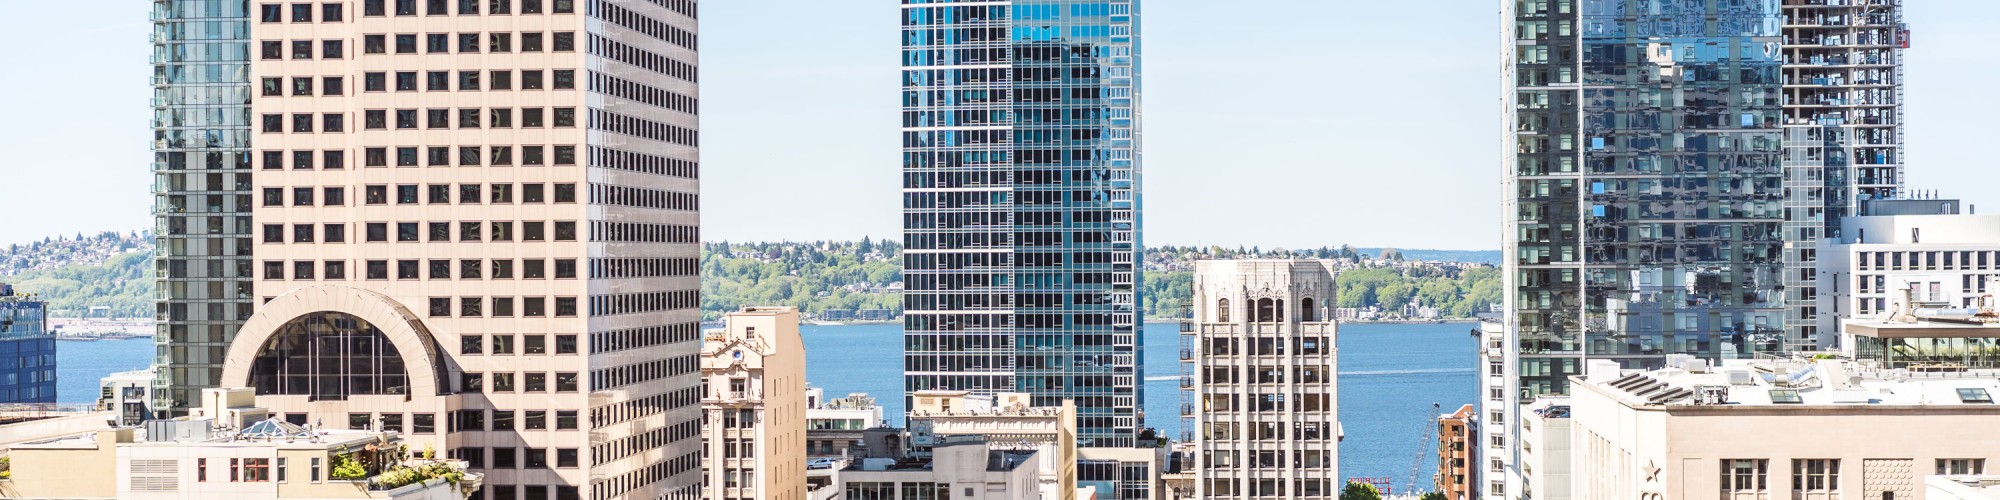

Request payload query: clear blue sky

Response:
[3,1,1995,250]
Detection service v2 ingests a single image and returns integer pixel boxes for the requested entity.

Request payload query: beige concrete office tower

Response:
[221,1,703,499]
[1184,260,1338,499]
[700,307,807,500]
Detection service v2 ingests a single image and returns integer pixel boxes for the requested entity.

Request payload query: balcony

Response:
[705,389,764,404]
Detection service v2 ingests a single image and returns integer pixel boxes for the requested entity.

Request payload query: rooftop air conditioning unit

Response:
[1683,359,1711,373]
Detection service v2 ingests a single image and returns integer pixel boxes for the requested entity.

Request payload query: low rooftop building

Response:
[1077,446,1169,500]
[1,388,478,499]
[807,388,886,459]
[839,438,1041,500]
[909,390,1076,500]
[101,367,157,427]
[1843,306,2000,371]
[1930,474,2000,499]
[1570,356,2000,499]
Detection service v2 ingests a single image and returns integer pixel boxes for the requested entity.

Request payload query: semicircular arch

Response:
[219,285,446,400]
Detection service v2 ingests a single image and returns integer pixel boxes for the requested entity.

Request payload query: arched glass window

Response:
[1256,298,1276,323]
[249,311,410,400]
[1217,298,1231,323]
[1301,298,1317,321]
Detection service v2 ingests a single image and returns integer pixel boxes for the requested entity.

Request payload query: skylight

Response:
[1958,388,1994,404]
[1768,389,1803,404]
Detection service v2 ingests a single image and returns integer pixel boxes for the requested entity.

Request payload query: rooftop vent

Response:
[1694,385,1729,405]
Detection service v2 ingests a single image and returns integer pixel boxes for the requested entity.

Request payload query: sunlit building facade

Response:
[899,0,1144,447]
[210,1,706,499]
[1185,260,1339,499]
[1498,0,1788,497]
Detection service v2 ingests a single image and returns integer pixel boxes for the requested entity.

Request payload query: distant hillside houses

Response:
[1144,245,1488,276]
[0,231,153,277]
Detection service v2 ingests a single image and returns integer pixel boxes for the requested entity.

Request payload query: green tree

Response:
[1376,282,1414,310]
[1421,492,1447,500]
[1340,482,1382,500]
[330,453,369,480]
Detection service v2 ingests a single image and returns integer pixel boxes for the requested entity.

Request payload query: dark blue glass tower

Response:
[0,285,56,404]
[900,0,1143,446]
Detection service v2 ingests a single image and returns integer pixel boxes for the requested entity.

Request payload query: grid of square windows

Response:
[359,0,578,17]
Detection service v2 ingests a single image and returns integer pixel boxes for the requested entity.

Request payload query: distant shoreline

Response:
[1344,318,1480,325]
[796,318,1482,327]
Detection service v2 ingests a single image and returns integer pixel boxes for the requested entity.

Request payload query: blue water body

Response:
[798,321,1475,488]
[55,337,154,404]
[58,322,1474,489]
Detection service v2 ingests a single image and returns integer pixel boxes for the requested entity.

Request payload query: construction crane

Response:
[1409,402,1441,496]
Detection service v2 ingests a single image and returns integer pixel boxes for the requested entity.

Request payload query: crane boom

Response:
[1410,402,1441,495]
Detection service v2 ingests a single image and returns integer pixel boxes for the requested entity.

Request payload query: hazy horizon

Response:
[4,1,1996,251]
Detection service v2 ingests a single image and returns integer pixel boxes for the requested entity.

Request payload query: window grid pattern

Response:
[154,0,259,416]
[900,0,1144,447]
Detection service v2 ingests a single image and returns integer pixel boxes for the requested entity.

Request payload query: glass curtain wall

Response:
[900,0,1143,446]
[151,0,254,416]
[1511,0,1786,399]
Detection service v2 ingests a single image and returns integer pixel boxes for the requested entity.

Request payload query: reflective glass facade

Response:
[899,0,1143,446]
[1506,0,1787,400]
[0,290,57,404]
[150,0,254,415]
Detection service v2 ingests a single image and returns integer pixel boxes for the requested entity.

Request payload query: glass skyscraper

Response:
[150,0,254,415]
[1495,0,1789,496]
[899,0,1144,447]
[1505,0,1786,400]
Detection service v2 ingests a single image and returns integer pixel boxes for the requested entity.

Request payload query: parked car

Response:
[807,458,839,470]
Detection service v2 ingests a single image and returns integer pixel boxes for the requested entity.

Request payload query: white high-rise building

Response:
[1184,260,1339,499]
[212,1,705,498]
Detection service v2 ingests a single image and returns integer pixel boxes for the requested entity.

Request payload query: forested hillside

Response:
[4,250,153,318]
[2,231,1499,322]
[1,232,155,317]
